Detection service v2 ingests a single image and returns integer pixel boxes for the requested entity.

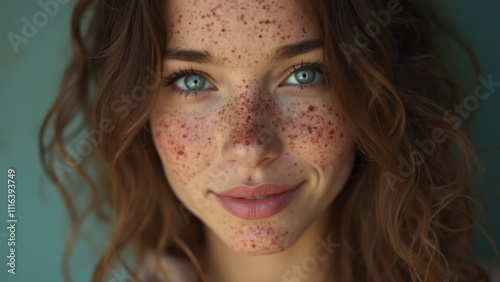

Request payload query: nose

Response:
[221,91,282,168]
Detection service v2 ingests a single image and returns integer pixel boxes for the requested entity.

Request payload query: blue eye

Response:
[284,66,323,85]
[175,74,212,91]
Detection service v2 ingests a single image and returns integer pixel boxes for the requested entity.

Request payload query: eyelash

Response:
[161,62,326,99]
[285,61,325,91]
[161,67,208,99]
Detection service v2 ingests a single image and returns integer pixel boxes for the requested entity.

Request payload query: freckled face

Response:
[150,0,356,255]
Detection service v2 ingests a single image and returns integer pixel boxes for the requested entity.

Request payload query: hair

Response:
[39,0,498,281]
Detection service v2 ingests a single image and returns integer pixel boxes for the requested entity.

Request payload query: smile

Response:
[212,181,305,220]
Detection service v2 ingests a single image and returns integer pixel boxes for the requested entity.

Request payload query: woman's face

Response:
[150,0,356,255]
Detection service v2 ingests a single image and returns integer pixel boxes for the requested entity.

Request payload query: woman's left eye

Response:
[284,67,323,86]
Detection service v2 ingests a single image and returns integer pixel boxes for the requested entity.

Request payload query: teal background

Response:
[0,1,499,281]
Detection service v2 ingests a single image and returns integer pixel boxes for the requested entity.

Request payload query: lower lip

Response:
[213,182,305,220]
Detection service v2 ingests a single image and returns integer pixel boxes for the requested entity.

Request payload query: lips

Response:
[218,183,298,199]
[212,181,305,220]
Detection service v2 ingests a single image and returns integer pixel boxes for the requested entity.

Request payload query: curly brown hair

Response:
[39,0,497,281]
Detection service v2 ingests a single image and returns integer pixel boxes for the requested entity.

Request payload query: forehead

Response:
[165,0,318,56]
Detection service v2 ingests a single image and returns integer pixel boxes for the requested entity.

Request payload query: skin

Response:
[149,0,356,281]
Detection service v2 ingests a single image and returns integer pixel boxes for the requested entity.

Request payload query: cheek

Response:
[278,101,348,165]
[151,109,214,187]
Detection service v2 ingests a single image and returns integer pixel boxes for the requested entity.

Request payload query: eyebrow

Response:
[164,39,322,65]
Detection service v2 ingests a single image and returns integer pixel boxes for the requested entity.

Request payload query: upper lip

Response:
[216,182,300,198]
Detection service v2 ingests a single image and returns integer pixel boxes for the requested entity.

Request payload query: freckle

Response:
[258,35,262,38]
[221,28,226,32]
[182,134,187,138]
[178,150,185,155]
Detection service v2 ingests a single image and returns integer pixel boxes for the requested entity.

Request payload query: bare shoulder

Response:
[481,262,500,282]
[139,250,199,282]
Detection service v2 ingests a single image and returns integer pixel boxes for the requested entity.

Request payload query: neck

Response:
[199,204,338,282]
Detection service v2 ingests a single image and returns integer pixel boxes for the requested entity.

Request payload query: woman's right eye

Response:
[174,74,213,91]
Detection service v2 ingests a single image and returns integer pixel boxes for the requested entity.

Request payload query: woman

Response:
[39,0,498,281]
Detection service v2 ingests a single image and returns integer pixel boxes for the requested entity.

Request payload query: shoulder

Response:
[138,249,199,282]
[483,262,500,282]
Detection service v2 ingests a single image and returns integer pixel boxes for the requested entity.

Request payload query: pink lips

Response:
[213,182,305,220]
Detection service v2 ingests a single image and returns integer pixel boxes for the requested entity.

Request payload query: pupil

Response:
[185,75,205,90]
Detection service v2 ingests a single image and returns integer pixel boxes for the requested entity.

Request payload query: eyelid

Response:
[279,61,325,86]
[162,68,212,87]
[161,68,218,99]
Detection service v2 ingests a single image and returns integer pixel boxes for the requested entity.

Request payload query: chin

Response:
[220,222,302,255]
[227,239,292,255]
